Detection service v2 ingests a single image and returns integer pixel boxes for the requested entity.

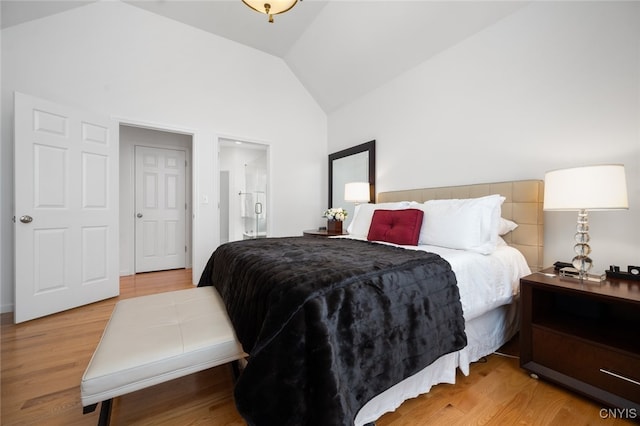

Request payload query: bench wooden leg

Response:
[97,399,113,426]
[83,403,98,414]
[231,360,242,382]
[83,399,113,426]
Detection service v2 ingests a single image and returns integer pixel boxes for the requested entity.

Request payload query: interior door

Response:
[14,92,119,323]
[134,146,186,273]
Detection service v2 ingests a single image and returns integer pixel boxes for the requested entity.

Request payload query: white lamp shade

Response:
[344,182,370,203]
[544,164,629,211]
[242,0,298,15]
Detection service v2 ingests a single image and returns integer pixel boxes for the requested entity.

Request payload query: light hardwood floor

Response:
[1,269,635,425]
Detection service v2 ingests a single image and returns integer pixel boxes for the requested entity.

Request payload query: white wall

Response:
[1,1,327,312]
[329,1,640,273]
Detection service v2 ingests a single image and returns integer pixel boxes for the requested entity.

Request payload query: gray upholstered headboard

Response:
[377,180,544,272]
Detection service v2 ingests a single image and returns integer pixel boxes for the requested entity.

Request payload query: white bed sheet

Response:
[332,236,530,425]
[408,242,530,321]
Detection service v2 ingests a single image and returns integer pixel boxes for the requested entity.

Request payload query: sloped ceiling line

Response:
[1,0,529,112]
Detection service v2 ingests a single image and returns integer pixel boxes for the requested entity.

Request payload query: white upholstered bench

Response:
[81,287,245,425]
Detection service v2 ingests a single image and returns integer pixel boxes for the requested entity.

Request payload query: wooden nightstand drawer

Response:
[532,327,640,403]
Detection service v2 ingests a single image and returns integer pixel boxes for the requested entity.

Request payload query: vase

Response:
[327,220,343,234]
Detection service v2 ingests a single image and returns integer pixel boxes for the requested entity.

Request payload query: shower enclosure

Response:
[219,139,268,243]
[239,159,267,239]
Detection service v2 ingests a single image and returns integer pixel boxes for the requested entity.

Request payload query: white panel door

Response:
[14,92,119,323]
[135,146,186,273]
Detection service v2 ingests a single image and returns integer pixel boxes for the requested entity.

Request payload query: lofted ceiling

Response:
[1,0,529,113]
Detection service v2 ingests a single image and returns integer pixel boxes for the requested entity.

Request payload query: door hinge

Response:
[185,245,187,253]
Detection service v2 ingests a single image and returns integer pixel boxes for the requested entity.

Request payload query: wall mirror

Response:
[328,140,375,225]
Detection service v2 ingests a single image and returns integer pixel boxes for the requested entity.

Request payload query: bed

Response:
[199,180,544,425]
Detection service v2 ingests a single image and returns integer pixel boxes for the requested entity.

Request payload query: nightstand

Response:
[302,229,348,237]
[520,269,640,411]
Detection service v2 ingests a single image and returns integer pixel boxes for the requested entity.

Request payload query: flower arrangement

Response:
[323,207,348,221]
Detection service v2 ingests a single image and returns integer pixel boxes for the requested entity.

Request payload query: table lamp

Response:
[344,182,370,204]
[543,164,628,280]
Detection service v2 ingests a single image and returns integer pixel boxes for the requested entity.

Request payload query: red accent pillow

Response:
[367,209,424,246]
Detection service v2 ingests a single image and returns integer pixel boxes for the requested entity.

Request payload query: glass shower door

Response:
[242,157,267,239]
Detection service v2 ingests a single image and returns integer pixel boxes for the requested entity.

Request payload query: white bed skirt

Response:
[354,299,520,425]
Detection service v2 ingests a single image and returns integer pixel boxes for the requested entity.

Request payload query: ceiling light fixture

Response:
[242,0,300,23]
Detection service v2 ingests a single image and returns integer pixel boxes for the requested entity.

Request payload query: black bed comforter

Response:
[198,237,466,425]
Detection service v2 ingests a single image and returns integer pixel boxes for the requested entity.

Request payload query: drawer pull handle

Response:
[600,369,640,386]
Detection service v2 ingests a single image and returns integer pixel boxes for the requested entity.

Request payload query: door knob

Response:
[136,213,143,218]
[20,215,33,223]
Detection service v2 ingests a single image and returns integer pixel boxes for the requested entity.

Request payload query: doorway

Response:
[119,125,193,276]
[219,138,269,243]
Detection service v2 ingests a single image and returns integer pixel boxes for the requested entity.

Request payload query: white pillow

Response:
[347,202,411,238]
[498,217,518,235]
[417,194,505,254]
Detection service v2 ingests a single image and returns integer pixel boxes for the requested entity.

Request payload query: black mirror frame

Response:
[328,140,376,208]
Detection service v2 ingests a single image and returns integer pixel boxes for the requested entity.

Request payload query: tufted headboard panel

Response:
[377,180,544,272]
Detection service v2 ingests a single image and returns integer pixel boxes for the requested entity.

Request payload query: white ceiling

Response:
[1,0,529,112]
